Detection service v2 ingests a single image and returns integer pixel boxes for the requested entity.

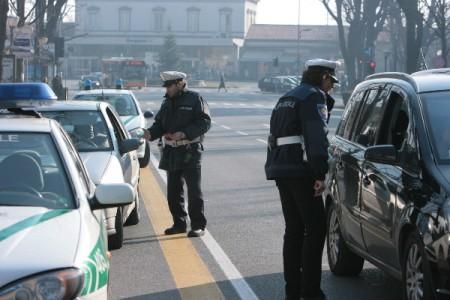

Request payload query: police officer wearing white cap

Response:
[144,71,211,237]
[265,59,338,300]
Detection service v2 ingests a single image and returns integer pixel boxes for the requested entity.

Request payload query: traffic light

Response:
[55,37,65,58]
[367,60,376,74]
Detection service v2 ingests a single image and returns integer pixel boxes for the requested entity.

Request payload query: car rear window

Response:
[74,93,139,116]
[41,111,113,152]
[0,133,74,209]
[421,91,450,163]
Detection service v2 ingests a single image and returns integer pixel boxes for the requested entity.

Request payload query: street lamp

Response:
[296,0,311,84]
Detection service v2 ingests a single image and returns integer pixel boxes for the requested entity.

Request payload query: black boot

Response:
[187,228,205,237]
[164,225,187,235]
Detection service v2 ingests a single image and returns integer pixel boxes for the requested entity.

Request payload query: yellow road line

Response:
[140,167,224,300]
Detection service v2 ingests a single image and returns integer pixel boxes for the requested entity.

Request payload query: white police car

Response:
[0,83,134,299]
[34,100,141,250]
[74,89,153,167]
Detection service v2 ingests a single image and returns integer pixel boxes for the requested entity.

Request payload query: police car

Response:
[73,89,154,167]
[0,83,134,299]
[33,100,141,250]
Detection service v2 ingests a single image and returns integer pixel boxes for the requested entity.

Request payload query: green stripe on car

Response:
[0,209,71,242]
[80,232,109,296]
[124,116,135,125]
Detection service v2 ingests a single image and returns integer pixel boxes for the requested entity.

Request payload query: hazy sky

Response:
[256,0,334,25]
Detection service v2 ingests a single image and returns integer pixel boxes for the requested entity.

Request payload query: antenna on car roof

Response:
[101,89,105,100]
[420,48,428,70]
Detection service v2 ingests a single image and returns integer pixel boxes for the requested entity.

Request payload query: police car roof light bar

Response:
[0,83,57,109]
[366,72,418,92]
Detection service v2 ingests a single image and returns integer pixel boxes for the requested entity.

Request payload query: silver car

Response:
[36,101,141,250]
[74,89,154,167]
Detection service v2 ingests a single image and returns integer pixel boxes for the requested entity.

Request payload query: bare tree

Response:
[397,0,424,73]
[385,1,406,71]
[423,0,450,67]
[7,0,69,81]
[0,0,8,81]
[321,0,389,88]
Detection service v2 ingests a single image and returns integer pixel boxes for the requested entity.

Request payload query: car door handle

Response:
[363,175,371,186]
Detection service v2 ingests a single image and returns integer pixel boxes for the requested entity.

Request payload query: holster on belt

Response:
[268,134,277,151]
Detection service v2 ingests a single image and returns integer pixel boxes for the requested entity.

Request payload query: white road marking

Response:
[223,102,233,106]
[236,131,249,136]
[221,125,232,130]
[211,120,217,124]
[256,139,268,145]
[262,124,270,129]
[239,103,246,107]
[149,153,259,300]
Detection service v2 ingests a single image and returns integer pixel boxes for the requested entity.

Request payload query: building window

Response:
[119,7,131,31]
[219,8,232,35]
[86,7,100,31]
[187,7,200,33]
[153,7,165,31]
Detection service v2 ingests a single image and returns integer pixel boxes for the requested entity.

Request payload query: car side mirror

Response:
[120,138,141,154]
[365,145,398,165]
[90,183,134,210]
[144,111,154,118]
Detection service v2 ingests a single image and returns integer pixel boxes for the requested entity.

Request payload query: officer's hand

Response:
[143,129,151,140]
[313,180,326,197]
[169,132,186,141]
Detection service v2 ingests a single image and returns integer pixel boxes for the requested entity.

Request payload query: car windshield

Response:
[421,91,450,163]
[0,133,74,209]
[41,111,113,152]
[73,94,139,116]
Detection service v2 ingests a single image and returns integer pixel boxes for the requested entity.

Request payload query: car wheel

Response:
[108,207,124,250]
[326,203,364,276]
[139,141,151,168]
[402,232,434,300]
[124,188,140,226]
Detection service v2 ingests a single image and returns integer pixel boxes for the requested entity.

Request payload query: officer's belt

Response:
[164,137,201,147]
[276,135,304,146]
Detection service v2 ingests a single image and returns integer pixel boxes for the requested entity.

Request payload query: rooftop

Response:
[245,24,340,41]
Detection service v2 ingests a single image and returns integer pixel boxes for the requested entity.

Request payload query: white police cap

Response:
[305,59,340,83]
[160,71,187,87]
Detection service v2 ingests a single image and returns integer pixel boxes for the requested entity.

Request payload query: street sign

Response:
[11,26,34,59]
[2,55,15,82]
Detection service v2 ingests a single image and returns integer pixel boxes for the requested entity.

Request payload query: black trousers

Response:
[276,178,327,299]
[167,167,207,230]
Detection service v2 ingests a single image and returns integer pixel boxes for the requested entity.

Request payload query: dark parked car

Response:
[324,70,450,300]
[258,76,297,93]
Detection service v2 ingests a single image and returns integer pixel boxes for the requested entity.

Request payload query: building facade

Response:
[67,0,258,79]
[240,24,343,80]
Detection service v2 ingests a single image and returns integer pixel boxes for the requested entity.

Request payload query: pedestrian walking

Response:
[265,59,338,300]
[144,71,211,237]
[218,73,227,92]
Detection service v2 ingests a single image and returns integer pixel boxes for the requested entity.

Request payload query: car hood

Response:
[80,152,113,184]
[120,115,143,131]
[0,207,80,287]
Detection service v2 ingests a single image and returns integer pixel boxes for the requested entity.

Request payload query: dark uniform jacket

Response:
[148,90,211,171]
[265,83,330,181]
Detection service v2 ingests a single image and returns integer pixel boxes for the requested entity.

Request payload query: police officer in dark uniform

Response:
[144,71,211,237]
[265,59,338,300]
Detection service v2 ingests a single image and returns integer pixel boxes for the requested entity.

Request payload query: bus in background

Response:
[102,57,147,89]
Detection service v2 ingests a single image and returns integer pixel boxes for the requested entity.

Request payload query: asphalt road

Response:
[70,87,402,300]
